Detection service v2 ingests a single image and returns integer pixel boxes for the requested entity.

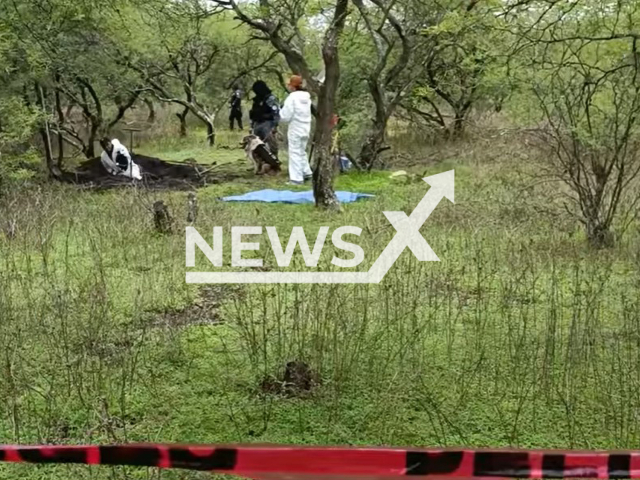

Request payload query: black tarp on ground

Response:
[60,154,246,190]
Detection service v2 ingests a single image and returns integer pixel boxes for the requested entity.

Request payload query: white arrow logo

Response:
[186,170,454,284]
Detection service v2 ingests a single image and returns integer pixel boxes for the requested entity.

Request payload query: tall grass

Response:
[1,134,640,480]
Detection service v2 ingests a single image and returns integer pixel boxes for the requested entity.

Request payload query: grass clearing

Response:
[1,131,640,480]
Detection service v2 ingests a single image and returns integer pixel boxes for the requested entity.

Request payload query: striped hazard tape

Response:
[1,444,639,478]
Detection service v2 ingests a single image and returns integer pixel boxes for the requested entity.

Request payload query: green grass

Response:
[2,130,640,480]
[136,130,247,164]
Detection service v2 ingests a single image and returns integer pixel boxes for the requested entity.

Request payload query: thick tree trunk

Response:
[312,105,339,210]
[312,130,339,209]
[312,0,349,210]
[176,107,189,137]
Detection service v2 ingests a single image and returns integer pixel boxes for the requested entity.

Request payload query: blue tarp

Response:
[221,189,374,204]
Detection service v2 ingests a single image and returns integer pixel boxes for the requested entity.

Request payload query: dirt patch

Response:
[150,285,243,328]
[60,154,250,191]
[260,361,321,398]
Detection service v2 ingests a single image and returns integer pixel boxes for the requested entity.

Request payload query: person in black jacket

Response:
[249,80,280,159]
[229,85,243,130]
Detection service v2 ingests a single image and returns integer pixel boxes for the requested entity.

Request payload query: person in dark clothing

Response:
[229,85,243,130]
[249,80,280,159]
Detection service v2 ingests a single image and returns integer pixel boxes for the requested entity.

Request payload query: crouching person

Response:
[99,137,142,180]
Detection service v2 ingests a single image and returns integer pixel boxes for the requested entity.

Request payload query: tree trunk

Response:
[107,91,141,133]
[75,79,102,158]
[54,87,64,168]
[153,201,173,234]
[358,76,390,170]
[586,219,614,249]
[312,132,339,209]
[176,108,189,137]
[584,171,614,248]
[450,102,471,138]
[187,192,198,225]
[452,112,465,137]
[312,0,349,210]
[35,83,61,179]
[358,120,387,171]
[351,0,413,171]
[144,97,156,124]
[313,109,339,210]
[86,122,98,158]
[205,121,215,147]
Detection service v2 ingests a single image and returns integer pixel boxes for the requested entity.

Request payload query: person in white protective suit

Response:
[99,137,142,180]
[279,75,313,185]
